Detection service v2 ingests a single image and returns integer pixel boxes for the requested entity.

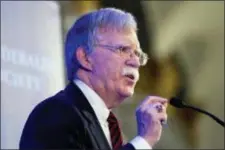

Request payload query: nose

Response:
[125,54,141,68]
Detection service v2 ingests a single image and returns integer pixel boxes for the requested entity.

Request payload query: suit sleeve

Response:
[19,99,82,149]
[119,143,136,150]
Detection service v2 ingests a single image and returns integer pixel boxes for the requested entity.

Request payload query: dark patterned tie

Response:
[107,112,123,149]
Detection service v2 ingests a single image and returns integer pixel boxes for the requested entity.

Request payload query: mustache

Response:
[121,67,139,82]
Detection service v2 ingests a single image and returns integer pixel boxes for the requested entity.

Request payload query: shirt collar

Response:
[73,79,110,122]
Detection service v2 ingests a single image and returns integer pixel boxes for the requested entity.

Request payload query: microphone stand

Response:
[183,103,224,127]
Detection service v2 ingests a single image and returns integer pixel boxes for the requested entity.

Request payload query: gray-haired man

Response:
[20,8,168,150]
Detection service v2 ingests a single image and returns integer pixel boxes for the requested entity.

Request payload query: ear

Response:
[75,47,93,71]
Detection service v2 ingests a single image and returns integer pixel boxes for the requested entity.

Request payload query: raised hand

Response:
[135,96,168,147]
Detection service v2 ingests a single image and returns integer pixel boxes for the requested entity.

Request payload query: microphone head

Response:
[169,97,185,108]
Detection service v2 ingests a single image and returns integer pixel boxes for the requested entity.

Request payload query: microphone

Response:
[169,97,224,127]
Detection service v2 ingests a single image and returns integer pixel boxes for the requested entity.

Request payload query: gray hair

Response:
[65,7,138,81]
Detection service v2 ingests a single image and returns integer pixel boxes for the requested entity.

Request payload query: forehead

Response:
[96,28,140,48]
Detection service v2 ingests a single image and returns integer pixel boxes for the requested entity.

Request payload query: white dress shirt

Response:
[74,79,152,149]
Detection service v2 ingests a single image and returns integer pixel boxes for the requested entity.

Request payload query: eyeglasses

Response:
[94,44,149,66]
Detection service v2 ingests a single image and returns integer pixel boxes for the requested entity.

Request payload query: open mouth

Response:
[125,74,135,80]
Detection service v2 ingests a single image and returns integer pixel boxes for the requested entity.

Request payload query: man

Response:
[20,8,168,149]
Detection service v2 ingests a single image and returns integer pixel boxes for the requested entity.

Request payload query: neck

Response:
[76,70,120,109]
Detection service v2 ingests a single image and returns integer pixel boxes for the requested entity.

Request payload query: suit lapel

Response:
[64,82,111,149]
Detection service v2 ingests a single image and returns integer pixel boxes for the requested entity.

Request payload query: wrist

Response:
[141,135,157,147]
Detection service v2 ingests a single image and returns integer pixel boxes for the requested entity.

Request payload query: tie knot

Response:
[107,112,117,123]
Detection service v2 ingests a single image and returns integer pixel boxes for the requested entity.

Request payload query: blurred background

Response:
[1,1,224,149]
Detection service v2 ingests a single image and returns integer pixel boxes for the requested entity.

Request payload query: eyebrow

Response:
[114,44,142,51]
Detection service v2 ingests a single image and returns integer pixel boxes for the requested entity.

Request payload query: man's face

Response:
[89,29,141,103]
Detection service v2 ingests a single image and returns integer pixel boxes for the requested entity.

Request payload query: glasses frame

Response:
[94,44,149,66]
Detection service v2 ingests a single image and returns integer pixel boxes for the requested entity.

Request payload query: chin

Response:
[120,88,134,99]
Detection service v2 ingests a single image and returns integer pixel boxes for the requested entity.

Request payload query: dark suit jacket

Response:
[19,82,135,150]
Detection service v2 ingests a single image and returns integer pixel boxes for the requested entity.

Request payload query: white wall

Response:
[1,1,65,148]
